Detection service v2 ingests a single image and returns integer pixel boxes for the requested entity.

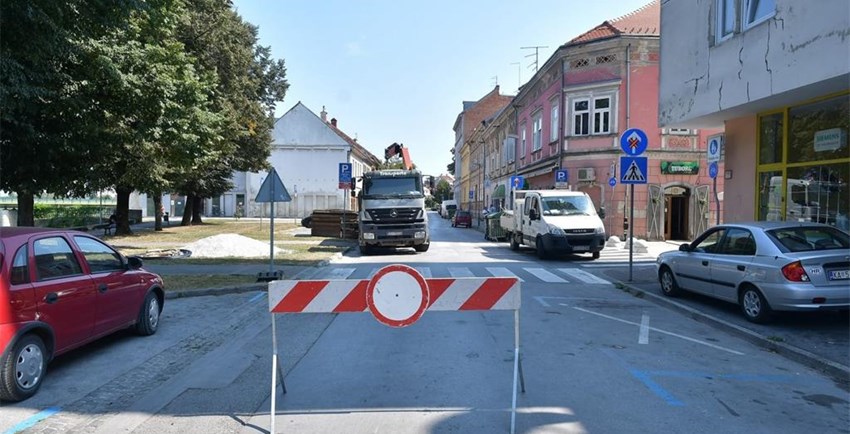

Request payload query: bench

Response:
[93,223,117,236]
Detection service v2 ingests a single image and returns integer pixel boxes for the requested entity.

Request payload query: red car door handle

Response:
[45,292,59,304]
[98,284,108,293]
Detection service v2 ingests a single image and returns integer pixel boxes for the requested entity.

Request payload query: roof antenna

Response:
[521,45,549,72]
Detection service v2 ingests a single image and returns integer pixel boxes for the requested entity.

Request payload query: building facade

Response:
[659,0,849,229]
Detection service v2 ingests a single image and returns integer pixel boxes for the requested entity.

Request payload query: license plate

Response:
[387,231,403,236]
[572,246,589,252]
[828,270,850,280]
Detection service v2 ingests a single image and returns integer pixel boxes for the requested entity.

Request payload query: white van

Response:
[500,190,606,259]
[440,200,457,219]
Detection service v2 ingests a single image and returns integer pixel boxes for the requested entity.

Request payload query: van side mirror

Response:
[598,207,606,218]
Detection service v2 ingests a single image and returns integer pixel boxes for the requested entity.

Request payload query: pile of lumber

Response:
[310,209,358,239]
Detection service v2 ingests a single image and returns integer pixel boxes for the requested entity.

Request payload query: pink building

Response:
[510,0,722,241]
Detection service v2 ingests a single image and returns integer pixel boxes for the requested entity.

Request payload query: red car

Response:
[452,210,472,228]
[0,227,164,401]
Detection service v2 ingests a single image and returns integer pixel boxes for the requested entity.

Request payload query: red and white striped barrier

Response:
[267,264,523,434]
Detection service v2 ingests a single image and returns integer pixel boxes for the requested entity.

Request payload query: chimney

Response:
[331,118,337,128]
[320,106,327,122]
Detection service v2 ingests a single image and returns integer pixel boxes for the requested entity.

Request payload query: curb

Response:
[163,263,329,300]
[615,281,850,387]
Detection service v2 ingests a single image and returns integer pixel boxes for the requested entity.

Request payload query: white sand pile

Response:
[181,233,291,258]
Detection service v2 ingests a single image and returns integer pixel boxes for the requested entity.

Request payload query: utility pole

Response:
[521,46,549,72]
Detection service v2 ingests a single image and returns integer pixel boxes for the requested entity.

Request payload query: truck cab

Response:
[501,189,606,259]
[356,170,430,255]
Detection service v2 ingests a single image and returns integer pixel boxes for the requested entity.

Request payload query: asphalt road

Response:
[1,211,847,434]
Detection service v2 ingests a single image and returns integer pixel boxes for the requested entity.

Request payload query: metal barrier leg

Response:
[270,314,278,434]
[519,353,526,394]
[510,309,521,434]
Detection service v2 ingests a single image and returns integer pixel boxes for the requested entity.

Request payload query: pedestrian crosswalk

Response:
[296,263,619,285]
[580,246,656,268]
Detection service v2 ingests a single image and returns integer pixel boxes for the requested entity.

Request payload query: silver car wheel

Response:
[661,272,673,293]
[16,343,44,390]
[148,297,160,329]
[742,290,762,318]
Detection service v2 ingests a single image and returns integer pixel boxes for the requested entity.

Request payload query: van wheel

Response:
[414,243,429,252]
[592,251,600,260]
[360,245,373,256]
[0,334,47,402]
[535,237,548,259]
[510,235,519,251]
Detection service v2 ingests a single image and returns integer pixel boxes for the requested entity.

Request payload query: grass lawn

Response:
[108,219,336,244]
[163,274,259,291]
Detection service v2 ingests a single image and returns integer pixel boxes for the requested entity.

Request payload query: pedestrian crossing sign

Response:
[619,156,648,185]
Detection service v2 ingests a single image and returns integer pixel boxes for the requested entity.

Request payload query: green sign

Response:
[660,161,699,175]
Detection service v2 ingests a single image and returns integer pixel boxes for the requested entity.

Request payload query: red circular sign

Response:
[366,264,429,328]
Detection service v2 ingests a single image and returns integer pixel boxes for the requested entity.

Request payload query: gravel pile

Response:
[181,233,291,258]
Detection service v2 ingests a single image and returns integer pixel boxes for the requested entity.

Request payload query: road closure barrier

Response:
[267,264,524,433]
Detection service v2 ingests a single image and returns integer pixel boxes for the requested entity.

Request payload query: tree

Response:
[434,180,452,202]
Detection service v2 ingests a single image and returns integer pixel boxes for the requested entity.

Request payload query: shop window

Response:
[758,113,783,164]
[786,163,849,229]
[757,171,783,221]
[788,95,850,164]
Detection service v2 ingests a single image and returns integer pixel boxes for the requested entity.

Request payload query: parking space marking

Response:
[639,313,650,344]
[486,267,524,282]
[248,292,265,303]
[571,306,744,355]
[3,407,61,434]
[525,268,567,283]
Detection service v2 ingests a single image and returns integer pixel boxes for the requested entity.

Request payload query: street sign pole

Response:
[629,184,634,282]
[269,172,275,274]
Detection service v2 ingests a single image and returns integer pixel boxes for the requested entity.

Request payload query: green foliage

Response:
[433,179,452,202]
[33,204,111,227]
[425,196,437,209]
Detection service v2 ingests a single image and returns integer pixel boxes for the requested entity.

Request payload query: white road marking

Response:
[326,268,356,280]
[556,268,609,284]
[580,263,656,268]
[486,267,525,282]
[572,306,743,355]
[639,313,650,344]
[448,267,475,278]
[524,268,567,283]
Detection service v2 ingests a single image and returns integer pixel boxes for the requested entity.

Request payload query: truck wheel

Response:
[414,243,429,252]
[535,237,548,259]
[510,234,519,251]
[359,245,373,256]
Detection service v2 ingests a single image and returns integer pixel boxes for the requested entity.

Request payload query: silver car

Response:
[656,222,850,323]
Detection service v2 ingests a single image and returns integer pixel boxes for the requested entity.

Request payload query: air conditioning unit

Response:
[577,168,596,182]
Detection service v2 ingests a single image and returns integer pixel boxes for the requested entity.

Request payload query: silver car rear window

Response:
[767,227,850,252]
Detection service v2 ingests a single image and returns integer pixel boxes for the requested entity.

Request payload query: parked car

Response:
[656,222,850,323]
[452,210,472,228]
[0,227,164,401]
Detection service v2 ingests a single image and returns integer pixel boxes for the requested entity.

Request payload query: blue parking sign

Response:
[339,163,352,189]
[555,169,568,183]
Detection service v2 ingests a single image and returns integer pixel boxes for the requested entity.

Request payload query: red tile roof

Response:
[568,0,660,45]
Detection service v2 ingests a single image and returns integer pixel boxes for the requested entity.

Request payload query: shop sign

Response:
[814,128,846,152]
[660,161,699,175]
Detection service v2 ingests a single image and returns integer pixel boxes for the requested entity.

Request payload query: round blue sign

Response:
[620,128,649,156]
[708,162,718,179]
[608,177,617,187]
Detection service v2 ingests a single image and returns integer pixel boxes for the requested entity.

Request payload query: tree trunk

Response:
[191,196,203,225]
[153,194,163,231]
[16,192,35,227]
[115,187,132,235]
[181,194,194,226]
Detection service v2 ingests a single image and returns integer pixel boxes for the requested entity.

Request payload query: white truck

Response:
[355,169,430,255]
[500,189,606,259]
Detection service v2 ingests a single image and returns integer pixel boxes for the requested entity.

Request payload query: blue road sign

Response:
[620,128,649,156]
[469,189,474,199]
[609,177,617,187]
[339,162,352,189]
[510,175,524,189]
[709,161,719,179]
[619,156,648,185]
[255,168,292,202]
[555,169,569,183]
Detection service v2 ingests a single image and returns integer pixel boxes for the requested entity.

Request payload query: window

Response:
[716,0,736,43]
[10,246,29,285]
[74,236,123,273]
[593,97,611,134]
[532,113,542,152]
[550,102,559,142]
[693,229,726,253]
[668,128,693,135]
[758,113,783,164]
[743,0,775,30]
[520,124,527,158]
[34,237,82,280]
[573,99,589,135]
[719,228,756,255]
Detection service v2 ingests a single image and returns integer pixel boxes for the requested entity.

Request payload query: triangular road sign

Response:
[255,168,292,203]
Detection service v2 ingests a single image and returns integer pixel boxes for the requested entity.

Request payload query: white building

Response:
[659,0,849,226]
[219,102,381,218]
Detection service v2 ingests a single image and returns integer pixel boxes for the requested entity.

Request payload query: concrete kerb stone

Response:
[615,280,850,387]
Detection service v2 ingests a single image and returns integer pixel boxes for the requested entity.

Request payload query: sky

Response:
[232,0,653,176]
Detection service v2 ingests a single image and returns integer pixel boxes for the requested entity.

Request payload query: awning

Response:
[493,184,506,199]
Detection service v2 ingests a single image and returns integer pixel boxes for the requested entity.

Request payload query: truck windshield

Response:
[541,196,594,216]
[363,177,423,198]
